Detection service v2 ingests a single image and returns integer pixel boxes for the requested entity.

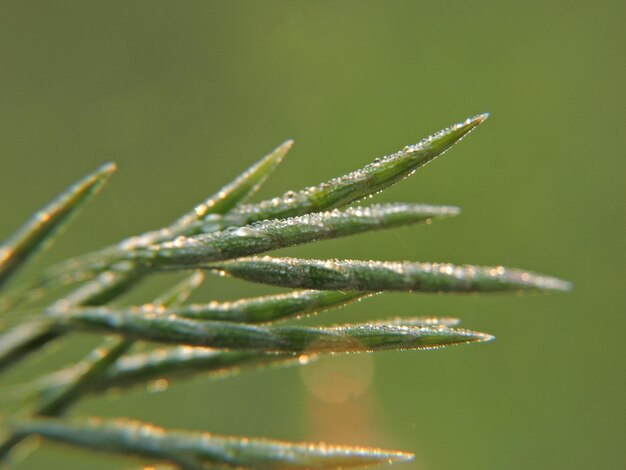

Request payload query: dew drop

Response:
[147,378,169,393]
[194,205,207,217]
[234,227,255,237]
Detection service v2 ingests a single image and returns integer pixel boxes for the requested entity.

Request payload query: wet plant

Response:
[0,114,570,469]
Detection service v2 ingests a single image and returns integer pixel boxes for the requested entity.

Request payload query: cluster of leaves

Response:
[0,114,570,469]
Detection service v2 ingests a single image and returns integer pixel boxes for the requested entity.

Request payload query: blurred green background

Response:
[0,1,624,469]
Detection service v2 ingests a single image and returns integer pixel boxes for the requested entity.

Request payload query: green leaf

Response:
[210,256,572,293]
[154,271,205,307]
[174,289,369,323]
[54,262,145,308]
[104,348,298,390]
[0,320,61,374]
[66,289,370,324]
[57,308,493,352]
[221,114,487,226]
[134,203,459,269]
[40,203,459,279]
[21,348,302,400]
[12,417,415,469]
[0,163,116,291]
[174,140,293,226]
[9,316,464,402]
[34,337,133,418]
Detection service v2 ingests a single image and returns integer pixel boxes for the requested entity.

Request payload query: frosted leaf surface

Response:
[211,256,572,293]
[131,203,459,269]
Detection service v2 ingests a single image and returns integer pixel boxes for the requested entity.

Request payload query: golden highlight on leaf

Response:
[12,417,415,469]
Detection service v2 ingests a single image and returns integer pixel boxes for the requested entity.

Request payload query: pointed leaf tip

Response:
[402,113,489,165]
[475,331,496,343]
[173,139,294,227]
[0,163,117,290]
[278,138,294,152]
[98,162,118,175]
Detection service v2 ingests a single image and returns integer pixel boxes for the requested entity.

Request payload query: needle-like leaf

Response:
[19,348,303,401]
[0,163,116,291]
[209,256,572,293]
[11,417,415,469]
[65,290,370,324]
[135,204,459,269]
[0,320,61,374]
[10,316,463,402]
[222,114,487,226]
[174,289,369,323]
[40,203,460,278]
[35,338,132,417]
[153,271,205,307]
[19,317,464,401]
[54,262,145,309]
[174,140,293,227]
[56,308,493,352]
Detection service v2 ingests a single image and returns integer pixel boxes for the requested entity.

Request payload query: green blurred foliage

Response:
[0,1,623,469]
